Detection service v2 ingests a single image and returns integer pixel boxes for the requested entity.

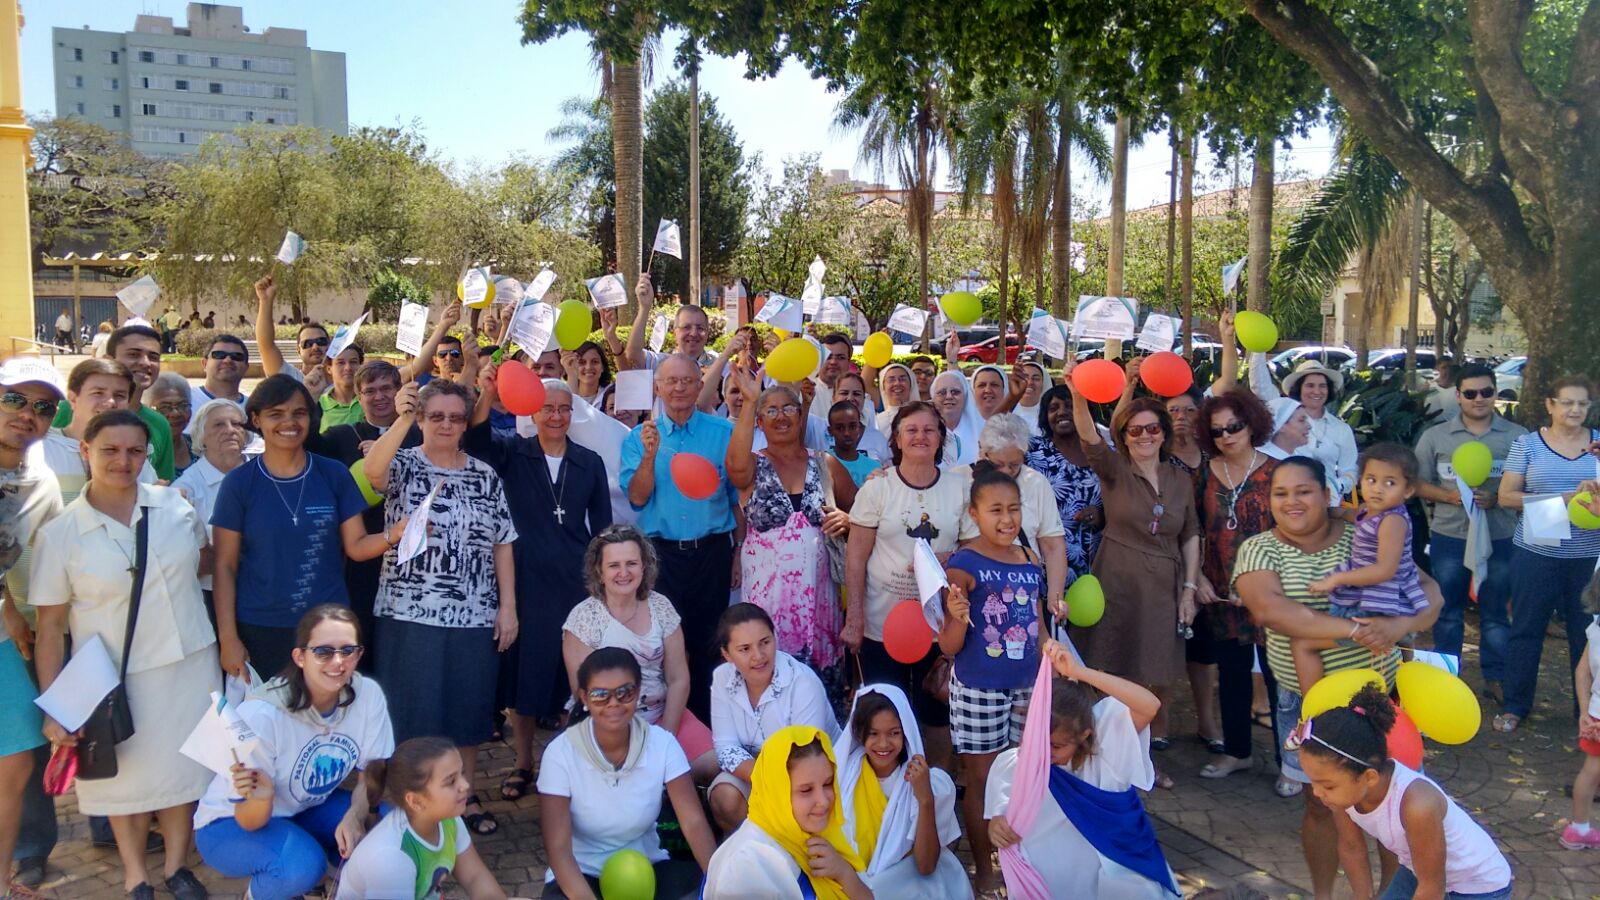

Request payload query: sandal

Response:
[463,798,500,835]
[1197,732,1226,754]
[1252,710,1273,729]
[1149,737,1170,752]
[1274,777,1304,798]
[500,767,533,801]
[1492,712,1520,734]
[1200,756,1251,779]
[1153,769,1175,790]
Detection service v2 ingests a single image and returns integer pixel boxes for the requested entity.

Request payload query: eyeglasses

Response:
[1208,420,1247,438]
[424,412,469,425]
[934,388,964,399]
[541,405,574,416]
[1125,423,1163,437]
[760,404,801,420]
[436,348,463,358]
[0,392,59,418]
[1554,398,1592,410]
[1457,387,1495,400]
[300,337,331,349]
[304,644,363,662]
[584,682,638,706]
[155,402,191,415]
[209,349,247,362]
[660,376,698,388]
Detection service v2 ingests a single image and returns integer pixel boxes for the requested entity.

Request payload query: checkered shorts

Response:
[949,671,1033,755]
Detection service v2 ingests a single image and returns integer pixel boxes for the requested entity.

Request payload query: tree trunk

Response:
[688,51,701,305]
[1246,134,1274,316]
[1165,132,1178,311]
[1404,196,1424,385]
[916,120,933,353]
[612,52,644,317]
[1051,98,1073,318]
[1181,133,1195,358]
[1106,113,1129,358]
[999,216,1012,361]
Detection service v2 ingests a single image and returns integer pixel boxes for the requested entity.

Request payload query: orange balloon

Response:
[1139,351,1195,397]
[670,453,721,501]
[1073,359,1126,404]
[1388,707,1424,770]
[883,600,933,663]
[497,361,547,416]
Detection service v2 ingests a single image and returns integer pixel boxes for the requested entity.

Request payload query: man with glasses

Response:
[186,335,250,431]
[0,358,66,890]
[908,355,940,399]
[620,354,738,719]
[254,274,334,395]
[621,274,716,371]
[1413,362,1527,702]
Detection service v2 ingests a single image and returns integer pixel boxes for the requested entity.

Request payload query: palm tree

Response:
[952,88,1023,345]
[1048,80,1111,318]
[1247,132,1275,315]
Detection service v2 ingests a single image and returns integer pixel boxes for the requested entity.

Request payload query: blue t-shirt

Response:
[947,546,1044,689]
[211,453,368,627]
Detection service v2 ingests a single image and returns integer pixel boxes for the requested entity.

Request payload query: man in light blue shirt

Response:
[620,354,738,718]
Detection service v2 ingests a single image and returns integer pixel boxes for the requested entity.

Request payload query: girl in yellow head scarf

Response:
[703,725,872,900]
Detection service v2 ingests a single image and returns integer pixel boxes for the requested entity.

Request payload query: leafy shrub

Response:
[1336,369,1442,447]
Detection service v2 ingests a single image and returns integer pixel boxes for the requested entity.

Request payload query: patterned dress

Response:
[740,451,845,709]
[1025,435,1104,579]
[1196,456,1277,645]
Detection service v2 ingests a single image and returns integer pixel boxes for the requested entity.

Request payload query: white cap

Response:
[0,357,66,399]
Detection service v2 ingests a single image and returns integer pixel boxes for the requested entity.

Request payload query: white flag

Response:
[507,299,555,358]
[1073,295,1139,341]
[179,692,264,778]
[1026,309,1071,359]
[396,479,443,567]
[326,313,367,360]
[648,313,670,352]
[886,303,929,337]
[492,274,524,307]
[754,293,803,332]
[586,274,629,310]
[276,230,306,265]
[816,296,852,326]
[1136,313,1178,353]
[801,280,824,316]
[526,268,557,302]
[653,219,683,259]
[1222,255,1247,296]
[395,301,429,356]
[460,267,493,308]
[808,256,827,282]
[116,275,161,317]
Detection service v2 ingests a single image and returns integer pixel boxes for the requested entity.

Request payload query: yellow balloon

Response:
[1395,660,1480,745]
[1301,667,1386,720]
[458,268,496,309]
[863,332,893,369]
[765,337,820,383]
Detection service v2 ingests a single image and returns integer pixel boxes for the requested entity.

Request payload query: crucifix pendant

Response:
[291,514,299,527]
[553,505,566,525]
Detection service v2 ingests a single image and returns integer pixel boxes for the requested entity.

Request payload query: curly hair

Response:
[1109,397,1173,462]
[582,524,659,604]
[1197,387,1274,455]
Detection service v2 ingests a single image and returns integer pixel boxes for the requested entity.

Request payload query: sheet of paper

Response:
[801,280,823,316]
[395,301,429,356]
[1410,650,1460,676]
[914,539,949,631]
[492,274,524,307]
[1026,309,1071,359]
[586,273,629,309]
[461,267,491,307]
[816,296,852,326]
[179,692,264,778]
[396,479,442,567]
[1136,313,1177,353]
[526,268,557,302]
[1222,255,1247,296]
[115,275,161,317]
[326,313,367,361]
[1074,295,1139,341]
[612,369,654,411]
[33,634,119,733]
[886,303,929,337]
[648,313,670,352]
[754,293,802,332]
[653,219,682,259]
[223,664,261,707]
[276,230,305,265]
[508,300,555,358]
[1525,494,1572,546]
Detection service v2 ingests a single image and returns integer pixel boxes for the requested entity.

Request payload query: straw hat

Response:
[1281,359,1345,396]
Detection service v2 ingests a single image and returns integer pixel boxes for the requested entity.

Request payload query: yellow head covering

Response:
[747,726,865,900]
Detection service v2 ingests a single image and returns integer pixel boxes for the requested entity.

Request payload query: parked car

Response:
[1269,345,1356,378]
[957,334,1030,363]
[1345,348,1447,372]
[1493,356,1525,400]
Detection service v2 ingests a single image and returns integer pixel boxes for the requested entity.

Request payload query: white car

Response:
[1493,356,1525,400]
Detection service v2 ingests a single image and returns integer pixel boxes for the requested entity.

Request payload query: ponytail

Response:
[1299,683,1395,775]
[367,737,457,813]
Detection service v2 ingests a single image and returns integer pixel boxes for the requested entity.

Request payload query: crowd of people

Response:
[4,273,1593,900]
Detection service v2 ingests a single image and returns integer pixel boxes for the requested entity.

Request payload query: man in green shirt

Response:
[107,324,176,480]
[319,344,366,431]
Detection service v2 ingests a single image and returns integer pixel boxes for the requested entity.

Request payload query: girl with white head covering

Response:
[874,363,920,438]
[834,685,971,899]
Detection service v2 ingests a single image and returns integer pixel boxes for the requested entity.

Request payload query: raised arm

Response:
[1110,356,1143,424]
[254,275,287,376]
[1213,311,1238,395]
[364,382,418,493]
[698,331,747,413]
[400,301,462,383]
[622,273,655,370]
[725,368,761,491]
[1066,364,1102,448]
[1045,640,1161,733]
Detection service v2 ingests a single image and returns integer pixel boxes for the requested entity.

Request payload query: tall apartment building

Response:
[52,3,347,158]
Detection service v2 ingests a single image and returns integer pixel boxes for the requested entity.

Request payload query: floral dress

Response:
[1196,457,1277,645]
[1026,435,1104,579]
[740,451,845,709]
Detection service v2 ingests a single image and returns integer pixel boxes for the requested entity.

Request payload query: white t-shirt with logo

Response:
[335,809,471,900]
[193,676,395,830]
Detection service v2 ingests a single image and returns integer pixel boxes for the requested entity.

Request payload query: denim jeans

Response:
[1502,546,1598,718]
[1378,865,1511,899]
[195,788,355,900]
[1428,534,1514,683]
[15,657,56,861]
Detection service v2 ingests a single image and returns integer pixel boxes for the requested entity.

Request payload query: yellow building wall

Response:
[0,1,34,358]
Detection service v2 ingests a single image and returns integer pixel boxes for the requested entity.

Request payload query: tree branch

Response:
[1465,0,1563,158]
[1568,0,1600,116]
[1461,62,1545,205]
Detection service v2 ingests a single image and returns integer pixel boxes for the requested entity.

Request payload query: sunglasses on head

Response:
[209,349,247,362]
[436,348,463,358]
[585,682,638,707]
[304,644,362,662]
[1125,423,1163,437]
[300,336,331,349]
[1209,420,1248,438]
[1457,387,1494,400]
[0,391,59,418]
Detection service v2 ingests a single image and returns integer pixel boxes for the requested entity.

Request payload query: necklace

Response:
[1217,451,1260,531]
[544,451,569,525]
[261,457,309,526]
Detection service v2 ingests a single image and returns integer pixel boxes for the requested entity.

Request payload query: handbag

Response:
[42,742,77,796]
[76,509,149,781]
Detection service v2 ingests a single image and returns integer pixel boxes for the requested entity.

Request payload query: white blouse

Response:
[710,651,837,774]
[703,820,809,900]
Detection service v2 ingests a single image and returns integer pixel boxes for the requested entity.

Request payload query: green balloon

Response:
[1065,574,1105,628]
[598,848,656,900]
[349,460,382,507]
[941,291,982,326]
[555,299,593,351]
[1450,441,1493,488]
[1234,310,1279,353]
[1571,492,1600,530]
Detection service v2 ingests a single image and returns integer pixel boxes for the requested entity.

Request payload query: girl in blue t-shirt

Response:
[937,463,1045,894]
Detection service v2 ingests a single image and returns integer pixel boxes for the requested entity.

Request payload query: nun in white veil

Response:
[874,362,921,438]
[835,685,971,900]
[1012,359,1053,436]
[931,366,1004,467]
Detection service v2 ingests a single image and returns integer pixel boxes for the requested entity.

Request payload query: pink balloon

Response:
[1139,351,1195,397]
[498,361,547,416]
[1388,707,1424,770]
[670,453,720,501]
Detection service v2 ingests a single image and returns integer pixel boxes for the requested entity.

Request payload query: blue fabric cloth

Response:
[0,640,44,757]
[1047,765,1178,896]
[619,411,737,540]
[210,454,368,627]
[1429,534,1513,683]
[946,546,1044,690]
[1502,546,1595,718]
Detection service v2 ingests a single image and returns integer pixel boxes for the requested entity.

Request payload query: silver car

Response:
[1494,356,1525,400]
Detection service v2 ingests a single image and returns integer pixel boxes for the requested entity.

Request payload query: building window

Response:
[175,79,189,91]
[210,56,220,67]
[265,116,277,124]
[142,103,156,115]
[105,50,120,64]
[209,82,222,94]
[72,75,83,89]
[178,132,186,144]
[73,48,83,61]
[74,102,85,116]
[274,86,290,100]
[106,105,122,119]
[175,53,188,66]
[141,76,151,89]
[241,59,251,70]
[103,77,120,90]
[138,50,154,63]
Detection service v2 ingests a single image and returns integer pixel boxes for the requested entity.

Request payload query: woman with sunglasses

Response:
[1064,361,1200,784]
[727,370,857,710]
[538,647,717,899]
[193,605,395,900]
[361,378,517,835]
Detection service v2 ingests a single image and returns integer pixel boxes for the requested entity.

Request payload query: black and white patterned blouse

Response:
[744,452,826,534]
[375,448,517,628]
[1025,434,1104,579]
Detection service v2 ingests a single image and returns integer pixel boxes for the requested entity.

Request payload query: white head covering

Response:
[1012,360,1053,437]
[1271,398,1304,434]
[874,363,921,435]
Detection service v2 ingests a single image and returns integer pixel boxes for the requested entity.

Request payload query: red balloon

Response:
[670,453,721,501]
[1139,351,1195,398]
[1072,359,1127,404]
[883,600,933,664]
[1388,707,1424,770]
[498,361,547,416]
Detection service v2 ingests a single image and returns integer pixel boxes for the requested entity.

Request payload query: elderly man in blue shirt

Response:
[620,353,739,719]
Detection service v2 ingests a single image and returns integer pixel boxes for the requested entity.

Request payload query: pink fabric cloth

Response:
[741,510,843,670]
[999,656,1054,899]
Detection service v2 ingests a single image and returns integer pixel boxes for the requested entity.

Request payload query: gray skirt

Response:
[374,616,499,746]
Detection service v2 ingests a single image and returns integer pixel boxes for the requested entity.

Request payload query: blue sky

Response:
[25,1,1335,211]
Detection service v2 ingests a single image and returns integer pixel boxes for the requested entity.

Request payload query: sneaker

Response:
[127,883,155,900]
[165,867,209,900]
[13,856,46,888]
[1560,823,1600,849]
